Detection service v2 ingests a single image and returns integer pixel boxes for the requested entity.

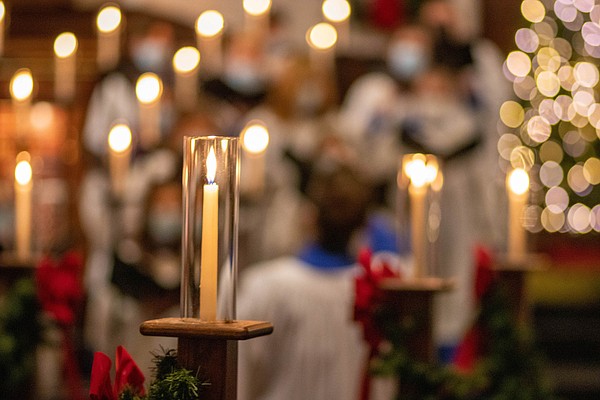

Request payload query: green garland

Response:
[119,348,209,400]
[371,281,557,400]
[0,278,42,398]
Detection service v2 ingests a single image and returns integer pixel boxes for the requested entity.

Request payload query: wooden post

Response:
[378,277,453,396]
[140,318,273,400]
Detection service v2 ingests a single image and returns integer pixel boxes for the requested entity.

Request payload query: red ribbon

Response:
[354,248,402,400]
[453,245,496,372]
[89,346,146,400]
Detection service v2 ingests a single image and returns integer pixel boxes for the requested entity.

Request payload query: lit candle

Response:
[195,10,224,77]
[241,121,269,197]
[96,4,122,72]
[135,73,163,150]
[54,32,78,103]
[243,0,271,35]
[200,146,219,321]
[173,46,201,111]
[14,154,32,262]
[506,168,530,263]
[0,2,5,56]
[10,68,34,142]
[107,123,132,199]
[306,22,338,73]
[322,0,351,49]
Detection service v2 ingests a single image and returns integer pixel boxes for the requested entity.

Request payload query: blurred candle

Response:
[135,73,163,150]
[507,168,530,263]
[0,2,5,56]
[107,123,132,199]
[14,154,32,262]
[243,0,271,35]
[306,22,338,73]
[10,68,34,141]
[54,32,78,103]
[200,146,219,321]
[96,4,122,72]
[195,10,224,76]
[173,46,201,111]
[322,0,351,48]
[241,121,269,197]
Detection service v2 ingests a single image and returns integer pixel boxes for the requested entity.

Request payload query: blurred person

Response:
[238,54,341,265]
[237,159,372,400]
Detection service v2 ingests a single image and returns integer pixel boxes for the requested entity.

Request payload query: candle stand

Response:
[493,253,549,324]
[378,277,453,395]
[140,318,273,400]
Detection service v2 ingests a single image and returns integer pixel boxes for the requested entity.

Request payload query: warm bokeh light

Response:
[0,2,5,21]
[527,115,552,143]
[195,10,224,38]
[539,140,564,163]
[243,0,271,16]
[307,22,338,50]
[539,161,564,187]
[513,76,536,100]
[568,203,593,233]
[506,51,532,77]
[567,164,590,193]
[30,102,55,131]
[135,73,163,104]
[536,70,561,97]
[591,205,600,231]
[581,21,600,46]
[521,0,546,23]
[545,186,569,211]
[498,133,522,160]
[404,154,438,188]
[15,159,33,186]
[510,146,535,170]
[574,0,594,13]
[583,157,600,184]
[573,61,599,87]
[500,101,525,128]
[173,47,200,73]
[508,168,530,195]
[108,123,132,153]
[54,32,78,58]
[322,0,351,23]
[515,28,540,53]
[242,122,270,154]
[554,0,578,23]
[96,5,121,33]
[10,69,34,101]
[541,206,565,232]
[536,47,562,72]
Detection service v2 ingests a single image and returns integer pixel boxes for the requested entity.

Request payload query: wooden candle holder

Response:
[140,318,273,400]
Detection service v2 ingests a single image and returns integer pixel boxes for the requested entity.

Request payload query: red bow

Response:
[354,248,402,400]
[453,245,496,372]
[90,346,146,400]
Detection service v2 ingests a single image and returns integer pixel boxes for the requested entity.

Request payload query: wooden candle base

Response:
[140,318,273,400]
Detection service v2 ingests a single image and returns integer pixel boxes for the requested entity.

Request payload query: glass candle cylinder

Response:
[397,153,443,278]
[182,136,240,321]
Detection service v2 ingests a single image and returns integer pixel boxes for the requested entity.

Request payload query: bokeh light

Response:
[567,164,590,193]
[522,0,546,23]
[536,70,561,97]
[539,140,565,163]
[546,185,569,211]
[195,10,224,38]
[568,203,593,233]
[500,101,525,128]
[583,157,600,184]
[516,28,540,53]
[96,5,121,34]
[510,146,536,170]
[507,51,532,77]
[527,115,552,143]
[541,206,566,232]
[540,161,564,187]
[573,61,600,87]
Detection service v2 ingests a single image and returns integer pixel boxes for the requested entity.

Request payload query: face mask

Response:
[387,42,428,82]
[147,210,181,246]
[223,59,266,95]
[132,40,170,73]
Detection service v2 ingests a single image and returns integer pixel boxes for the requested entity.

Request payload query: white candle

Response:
[322,0,351,49]
[241,122,269,197]
[243,0,271,35]
[107,123,132,199]
[195,10,224,77]
[54,32,78,103]
[10,69,34,142]
[200,146,219,320]
[96,4,122,72]
[14,156,32,262]
[306,22,338,73]
[507,168,529,263]
[173,46,201,111]
[135,73,163,150]
[0,2,6,56]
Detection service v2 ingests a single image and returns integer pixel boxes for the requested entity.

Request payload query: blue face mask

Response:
[387,42,428,82]
[132,40,170,73]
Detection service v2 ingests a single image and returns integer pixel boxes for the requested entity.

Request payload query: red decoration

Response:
[90,346,146,400]
[354,248,403,400]
[370,0,406,31]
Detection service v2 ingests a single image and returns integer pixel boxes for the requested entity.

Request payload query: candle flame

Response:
[243,0,271,16]
[307,22,338,50]
[15,160,32,186]
[242,122,269,154]
[10,69,34,102]
[97,5,121,33]
[196,10,224,38]
[508,168,530,195]
[135,73,163,104]
[54,32,78,58]
[207,146,217,184]
[173,46,201,73]
[108,123,132,153]
[322,0,351,23]
[0,2,5,21]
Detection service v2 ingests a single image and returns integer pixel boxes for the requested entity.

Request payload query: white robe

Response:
[237,257,368,400]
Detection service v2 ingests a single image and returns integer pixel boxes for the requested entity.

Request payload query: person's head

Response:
[386,24,432,84]
[306,161,371,254]
[222,30,268,95]
[128,18,175,75]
